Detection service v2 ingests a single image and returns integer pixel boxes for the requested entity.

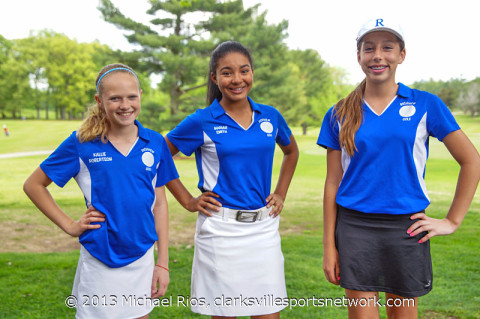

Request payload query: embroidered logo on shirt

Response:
[399,102,416,121]
[88,152,112,163]
[259,118,273,136]
[214,125,228,134]
[141,148,155,171]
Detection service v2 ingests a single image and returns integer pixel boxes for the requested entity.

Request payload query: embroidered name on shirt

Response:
[214,125,228,134]
[141,147,155,153]
[89,152,112,163]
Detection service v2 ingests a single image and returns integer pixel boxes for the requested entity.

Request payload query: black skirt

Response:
[335,205,433,298]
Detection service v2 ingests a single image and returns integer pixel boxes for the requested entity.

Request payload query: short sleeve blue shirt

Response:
[317,83,460,214]
[40,120,179,267]
[167,97,292,210]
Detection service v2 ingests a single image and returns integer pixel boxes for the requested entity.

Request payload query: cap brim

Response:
[357,28,404,44]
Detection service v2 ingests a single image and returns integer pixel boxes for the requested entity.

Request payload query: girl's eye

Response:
[222,72,231,76]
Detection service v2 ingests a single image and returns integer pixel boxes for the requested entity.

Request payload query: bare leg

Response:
[345,289,380,319]
[385,293,417,319]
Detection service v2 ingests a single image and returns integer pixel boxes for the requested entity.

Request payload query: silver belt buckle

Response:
[235,211,258,223]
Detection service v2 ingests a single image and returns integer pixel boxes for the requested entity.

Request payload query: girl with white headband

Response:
[318,18,480,318]
[24,63,179,318]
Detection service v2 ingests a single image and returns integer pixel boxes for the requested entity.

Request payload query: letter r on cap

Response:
[376,19,384,27]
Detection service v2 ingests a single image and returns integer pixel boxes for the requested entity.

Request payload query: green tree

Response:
[98,0,291,130]
[99,0,216,120]
[0,36,32,118]
[41,32,99,119]
[9,32,102,120]
[280,49,352,133]
[236,12,295,114]
[411,78,466,109]
[16,36,49,119]
[456,78,480,117]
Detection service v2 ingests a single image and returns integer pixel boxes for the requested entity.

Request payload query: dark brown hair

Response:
[207,41,253,105]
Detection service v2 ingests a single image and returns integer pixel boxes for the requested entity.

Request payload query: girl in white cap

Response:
[317,18,480,318]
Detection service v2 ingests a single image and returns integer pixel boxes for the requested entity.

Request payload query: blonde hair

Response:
[77,103,110,143]
[77,63,138,143]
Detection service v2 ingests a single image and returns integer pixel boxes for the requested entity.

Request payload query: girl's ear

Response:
[211,72,217,85]
[399,48,406,64]
[95,94,102,107]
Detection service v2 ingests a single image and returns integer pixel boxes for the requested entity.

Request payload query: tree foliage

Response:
[0,0,359,127]
[411,78,466,109]
[0,32,124,119]
[97,0,352,132]
[98,0,234,124]
[0,36,32,118]
[456,79,480,117]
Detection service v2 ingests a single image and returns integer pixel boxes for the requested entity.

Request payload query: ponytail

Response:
[77,103,109,143]
[332,79,366,156]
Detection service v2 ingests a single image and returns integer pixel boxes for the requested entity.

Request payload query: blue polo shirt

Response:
[167,97,292,210]
[317,83,460,214]
[40,120,178,267]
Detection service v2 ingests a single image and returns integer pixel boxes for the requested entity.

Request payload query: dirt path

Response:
[0,219,197,253]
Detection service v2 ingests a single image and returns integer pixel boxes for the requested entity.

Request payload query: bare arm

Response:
[267,134,299,217]
[164,136,221,216]
[408,130,480,242]
[165,136,180,157]
[151,186,170,298]
[23,167,105,237]
[322,148,343,285]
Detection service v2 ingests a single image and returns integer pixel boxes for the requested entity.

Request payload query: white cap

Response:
[356,18,404,45]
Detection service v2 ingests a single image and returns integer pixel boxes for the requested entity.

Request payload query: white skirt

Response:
[72,245,155,319]
[191,212,288,316]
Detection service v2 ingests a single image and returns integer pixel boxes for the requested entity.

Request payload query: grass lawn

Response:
[0,115,479,318]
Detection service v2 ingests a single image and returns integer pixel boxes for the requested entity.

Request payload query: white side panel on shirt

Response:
[151,163,159,214]
[201,132,220,191]
[337,122,352,177]
[74,158,92,206]
[413,113,430,201]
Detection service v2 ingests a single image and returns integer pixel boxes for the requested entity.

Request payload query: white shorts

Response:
[72,245,155,319]
[191,212,288,316]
